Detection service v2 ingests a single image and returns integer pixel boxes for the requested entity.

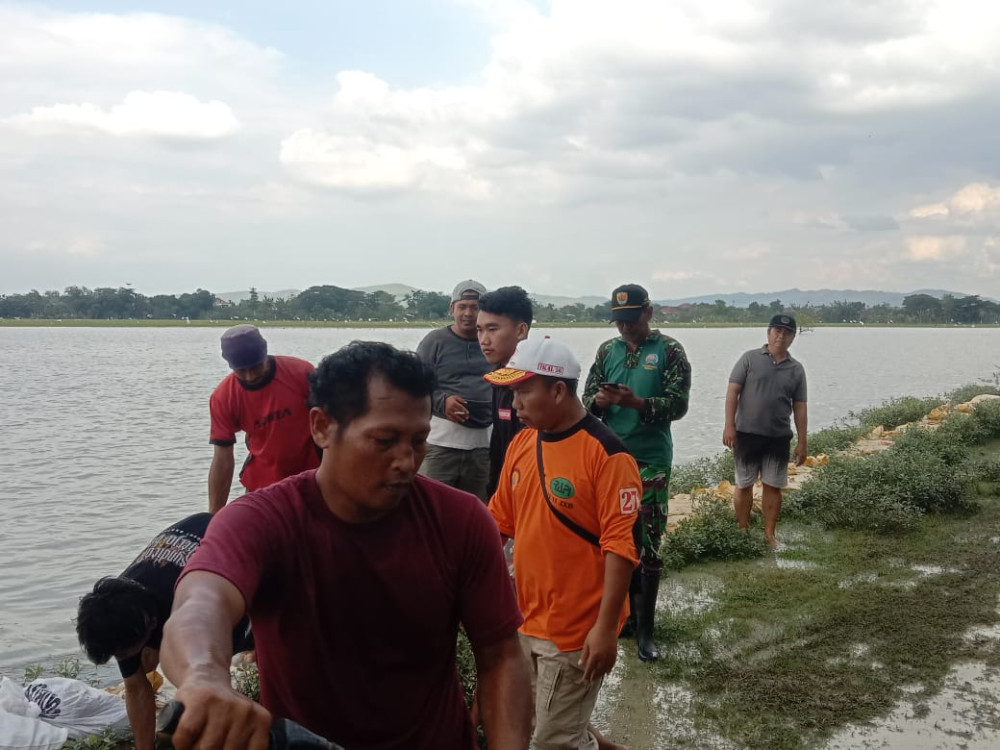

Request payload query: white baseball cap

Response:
[484,336,581,386]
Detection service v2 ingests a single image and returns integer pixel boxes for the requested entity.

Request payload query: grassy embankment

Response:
[596,384,1000,749]
[30,385,1000,749]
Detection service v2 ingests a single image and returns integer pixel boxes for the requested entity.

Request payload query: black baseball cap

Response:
[610,284,650,322]
[768,314,797,332]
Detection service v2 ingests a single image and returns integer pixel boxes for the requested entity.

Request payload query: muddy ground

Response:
[591,543,1000,750]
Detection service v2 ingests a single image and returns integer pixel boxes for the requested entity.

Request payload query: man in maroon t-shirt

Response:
[163,341,532,750]
[208,324,320,512]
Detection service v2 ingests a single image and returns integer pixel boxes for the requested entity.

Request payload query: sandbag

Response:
[0,709,68,750]
[0,677,39,718]
[23,676,130,740]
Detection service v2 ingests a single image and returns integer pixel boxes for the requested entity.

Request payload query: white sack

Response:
[0,678,39,718]
[24,676,130,740]
[0,709,68,750]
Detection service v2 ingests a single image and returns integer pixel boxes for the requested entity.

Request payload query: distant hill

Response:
[658,288,980,308]
[530,293,607,309]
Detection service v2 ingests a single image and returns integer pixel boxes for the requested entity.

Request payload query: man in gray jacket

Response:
[416,280,494,501]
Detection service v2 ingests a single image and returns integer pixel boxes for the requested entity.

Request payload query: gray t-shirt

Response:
[416,325,493,429]
[729,346,807,438]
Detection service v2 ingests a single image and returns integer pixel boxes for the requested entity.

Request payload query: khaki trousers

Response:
[519,634,601,750]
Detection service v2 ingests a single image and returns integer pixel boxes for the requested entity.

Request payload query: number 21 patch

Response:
[619,487,639,514]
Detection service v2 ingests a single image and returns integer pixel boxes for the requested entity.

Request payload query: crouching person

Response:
[76,513,253,750]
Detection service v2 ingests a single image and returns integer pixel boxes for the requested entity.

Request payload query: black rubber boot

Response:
[619,571,641,638]
[636,570,661,662]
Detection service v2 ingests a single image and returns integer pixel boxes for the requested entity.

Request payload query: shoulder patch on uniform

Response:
[619,487,639,514]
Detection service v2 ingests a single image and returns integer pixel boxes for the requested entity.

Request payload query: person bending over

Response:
[76,513,253,750]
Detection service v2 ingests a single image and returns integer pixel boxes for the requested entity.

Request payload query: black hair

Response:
[539,375,579,395]
[76,577,159,664]
[308,341,437,427]
[478,286,533,328]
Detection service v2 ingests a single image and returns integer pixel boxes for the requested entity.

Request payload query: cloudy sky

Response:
[2,0,999,299]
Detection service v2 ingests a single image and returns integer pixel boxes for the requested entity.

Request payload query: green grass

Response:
[850,396,946,431]
[647,492,1000,749]
[635,393,1000,749]
[670,452,736,495]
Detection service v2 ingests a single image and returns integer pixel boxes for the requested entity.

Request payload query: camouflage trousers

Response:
[634,463,670,574]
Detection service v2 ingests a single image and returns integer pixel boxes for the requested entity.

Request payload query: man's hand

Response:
[170,682,271,750]
[579,623,618,682]
[444,395,469,423]
[794,441,807,466]
[597,384,645,411]
[722,424,737,448]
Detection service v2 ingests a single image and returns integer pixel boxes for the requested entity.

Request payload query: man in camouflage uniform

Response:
[583,284,691,662]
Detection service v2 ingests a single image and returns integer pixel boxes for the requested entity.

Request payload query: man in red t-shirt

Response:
[163,341,532,750]
[208,324,320,512]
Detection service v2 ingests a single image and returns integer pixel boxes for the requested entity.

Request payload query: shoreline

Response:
[7,387,1000,750]
[1,318,997,329]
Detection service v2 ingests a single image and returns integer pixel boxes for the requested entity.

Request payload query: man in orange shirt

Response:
[487,336,639,750]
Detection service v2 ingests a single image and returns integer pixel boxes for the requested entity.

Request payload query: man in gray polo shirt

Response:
[723,314,808,546]
[416,280,494,501]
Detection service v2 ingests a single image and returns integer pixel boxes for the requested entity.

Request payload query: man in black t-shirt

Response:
[475,286,533,499]
[76,513,253,750]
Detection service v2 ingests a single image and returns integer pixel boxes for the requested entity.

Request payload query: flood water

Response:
[1,324,997,671]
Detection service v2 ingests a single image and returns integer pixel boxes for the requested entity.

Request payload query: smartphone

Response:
[600,382,623,390]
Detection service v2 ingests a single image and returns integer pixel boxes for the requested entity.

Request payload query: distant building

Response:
[213,297,232,308]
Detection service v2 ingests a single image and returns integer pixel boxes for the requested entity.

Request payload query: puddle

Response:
[965,623,1000,643]
[839,572,880,589]
[824,661,1000,749]
[911,564,961,577]
[593,652,738,750]
[660,577,722,617]
[774,557,818,571]
[850,643,872,659]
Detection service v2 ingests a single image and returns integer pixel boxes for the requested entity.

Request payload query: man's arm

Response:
[580,551,635,682]
[160,571,270,750]
[472,632,532,749]
[723,382,742,448]
[581,345,609,414]
[642,341,692,423]
[793,401,808,465]
[208,444,235,513]
[415,333,451,417]
[122,671,157,750]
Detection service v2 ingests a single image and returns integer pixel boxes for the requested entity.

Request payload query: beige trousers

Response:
[519,633,601,750]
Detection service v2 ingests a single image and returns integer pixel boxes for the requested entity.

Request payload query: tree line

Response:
[1,286,997,325]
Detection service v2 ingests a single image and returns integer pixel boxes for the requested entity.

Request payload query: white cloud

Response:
[6,91,240,140]
[25,233,106,259]
[909,203,949,219]
[906,235,967,261]
[280,0,1000,200]
[0,7,280,73]
[280,128,492,199]
[652,270,699,281]
[723,243,771,260]
[910,183,1000,219]
[950,183,1000,215]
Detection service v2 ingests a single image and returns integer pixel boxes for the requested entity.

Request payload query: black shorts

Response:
[733,432,791,489]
